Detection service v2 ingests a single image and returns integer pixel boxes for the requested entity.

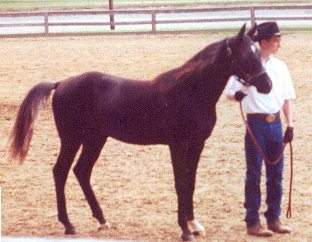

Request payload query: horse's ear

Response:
[247,22,257,39]
[237,23,247,40]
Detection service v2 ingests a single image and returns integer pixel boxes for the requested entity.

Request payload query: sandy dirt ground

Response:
[0,32,311,242]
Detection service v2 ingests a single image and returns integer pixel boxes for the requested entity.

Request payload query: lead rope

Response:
[239,102,293,218]
[286,142,293,218]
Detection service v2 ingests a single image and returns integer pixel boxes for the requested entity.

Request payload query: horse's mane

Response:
[152,38,226,91]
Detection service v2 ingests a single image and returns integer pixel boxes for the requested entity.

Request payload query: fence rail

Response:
[1,5,312,37]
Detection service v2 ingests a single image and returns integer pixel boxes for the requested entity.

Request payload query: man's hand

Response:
[283,127,294,143]
[234,91,247,102]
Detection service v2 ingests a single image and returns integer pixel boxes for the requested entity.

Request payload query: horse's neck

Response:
[155,40,232,106]
[199,50,232,107]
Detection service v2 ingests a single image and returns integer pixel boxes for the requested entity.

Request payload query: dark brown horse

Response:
[10,24,271,241]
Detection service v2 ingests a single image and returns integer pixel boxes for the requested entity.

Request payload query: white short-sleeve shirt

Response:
[225,55,296,114]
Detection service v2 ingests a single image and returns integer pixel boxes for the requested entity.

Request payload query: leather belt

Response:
[247,112,280,123]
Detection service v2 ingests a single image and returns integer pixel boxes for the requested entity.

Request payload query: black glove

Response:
[283,126,294,143]
[234,91,247,102]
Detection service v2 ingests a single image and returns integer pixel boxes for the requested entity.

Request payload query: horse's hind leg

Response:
[53,137,81,235]
[73,131,108,230]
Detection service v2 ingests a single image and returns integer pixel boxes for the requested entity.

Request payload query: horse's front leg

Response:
[186,142,206,237]
[169,143,194,241]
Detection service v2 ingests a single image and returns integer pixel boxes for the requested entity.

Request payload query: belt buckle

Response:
[265,114,276,123]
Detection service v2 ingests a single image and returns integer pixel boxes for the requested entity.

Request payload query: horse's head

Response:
[226,24,272,94]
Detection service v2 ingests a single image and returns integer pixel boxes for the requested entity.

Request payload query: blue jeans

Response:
[244,118,284,227]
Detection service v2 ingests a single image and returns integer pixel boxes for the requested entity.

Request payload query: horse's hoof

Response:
[181,233,195,241]
[188,219,206,237]
[65,227,77,235]
[98,222,111,231]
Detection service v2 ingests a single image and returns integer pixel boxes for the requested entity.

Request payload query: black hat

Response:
[253,22,281,42]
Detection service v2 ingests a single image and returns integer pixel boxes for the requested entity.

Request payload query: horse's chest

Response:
[193,113,216,136]
[170,109,216,141]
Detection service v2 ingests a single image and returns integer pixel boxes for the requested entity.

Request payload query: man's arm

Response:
[225,77,246,102]
[226,93,235,101]
[282,99,293,127]
[227,91,247,102]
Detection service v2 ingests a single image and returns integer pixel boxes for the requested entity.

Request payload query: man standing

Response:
[225,22,296,237]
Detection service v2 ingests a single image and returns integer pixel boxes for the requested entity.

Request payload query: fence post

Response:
[152,11,156,33]
[44,13,49,36]
[109,0,115,30]
[109,11,115,30]
[250,7,256,26]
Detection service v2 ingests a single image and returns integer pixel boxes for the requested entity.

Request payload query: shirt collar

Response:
[262,55,273,65]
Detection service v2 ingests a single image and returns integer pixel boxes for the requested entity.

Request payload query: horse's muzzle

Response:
[254,72,272,94]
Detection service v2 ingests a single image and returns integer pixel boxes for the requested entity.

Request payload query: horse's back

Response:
[51,71,168,144]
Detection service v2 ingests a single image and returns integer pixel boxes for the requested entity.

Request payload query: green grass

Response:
[1,0,311,11]
[1,0,105,10]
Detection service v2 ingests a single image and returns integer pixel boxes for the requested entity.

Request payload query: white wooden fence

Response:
[1,5,312,37]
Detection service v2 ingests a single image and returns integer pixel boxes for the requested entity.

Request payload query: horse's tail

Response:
[9,81,60,163]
